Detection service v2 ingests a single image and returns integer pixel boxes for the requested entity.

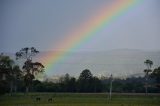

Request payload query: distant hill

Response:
[3,49,160,78]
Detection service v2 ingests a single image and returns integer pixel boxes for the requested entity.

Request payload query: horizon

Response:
[3,49,160,78]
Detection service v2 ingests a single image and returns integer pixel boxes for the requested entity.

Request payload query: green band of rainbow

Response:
[40,0,144,74]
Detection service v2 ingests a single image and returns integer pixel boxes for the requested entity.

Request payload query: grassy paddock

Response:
[0,93,160,106]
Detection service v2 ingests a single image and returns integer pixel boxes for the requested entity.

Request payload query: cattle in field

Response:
[36,97,41,101]
[48,98,53,102]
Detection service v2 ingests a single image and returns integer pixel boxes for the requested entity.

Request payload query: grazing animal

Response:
[48,98,53,102]
[36,97,41,101]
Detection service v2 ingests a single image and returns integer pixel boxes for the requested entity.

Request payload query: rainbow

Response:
[40,0,144,74]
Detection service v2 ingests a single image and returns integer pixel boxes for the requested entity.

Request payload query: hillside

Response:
[4,49,160,78]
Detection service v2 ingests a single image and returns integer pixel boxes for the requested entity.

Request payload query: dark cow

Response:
[48,98,53,102]
[36,97,41,101]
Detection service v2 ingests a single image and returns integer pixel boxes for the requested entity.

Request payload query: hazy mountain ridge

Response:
[3,49,160,77]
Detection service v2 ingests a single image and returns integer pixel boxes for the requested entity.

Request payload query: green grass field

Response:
[0,93,160,106]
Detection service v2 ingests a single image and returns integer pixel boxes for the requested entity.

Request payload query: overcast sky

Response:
[0,0,160,53]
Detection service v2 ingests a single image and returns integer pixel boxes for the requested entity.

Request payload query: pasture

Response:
[0,93,160,106]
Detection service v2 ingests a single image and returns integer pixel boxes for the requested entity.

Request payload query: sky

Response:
[0,0,160,77]
[0,0,160,53]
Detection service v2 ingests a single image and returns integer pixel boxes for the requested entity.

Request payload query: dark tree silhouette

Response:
[79,69,93,80]
[144,59,153,95]
[78,69,93,92]
[11,65,22,93]
[0,54,13,94]
[151,66,160,88]
[0,54,22,95]
[16,47,44,93]
[144,59,153,70]
[0,54,14,80]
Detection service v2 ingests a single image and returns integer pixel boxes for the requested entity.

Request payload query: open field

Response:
[0,93,160,106]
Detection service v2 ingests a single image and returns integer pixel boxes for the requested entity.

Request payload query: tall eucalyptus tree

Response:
[144,59,153,95]
[16,47,44,93]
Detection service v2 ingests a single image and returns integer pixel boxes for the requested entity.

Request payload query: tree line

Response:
[0,47,160,95]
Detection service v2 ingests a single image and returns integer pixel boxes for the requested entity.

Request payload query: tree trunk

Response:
[109,80,113,99]
[145,85,148,95]
[10,81,13,96]
[14,85,17,93]
[26,86,29,93]
[145,75,148,95]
